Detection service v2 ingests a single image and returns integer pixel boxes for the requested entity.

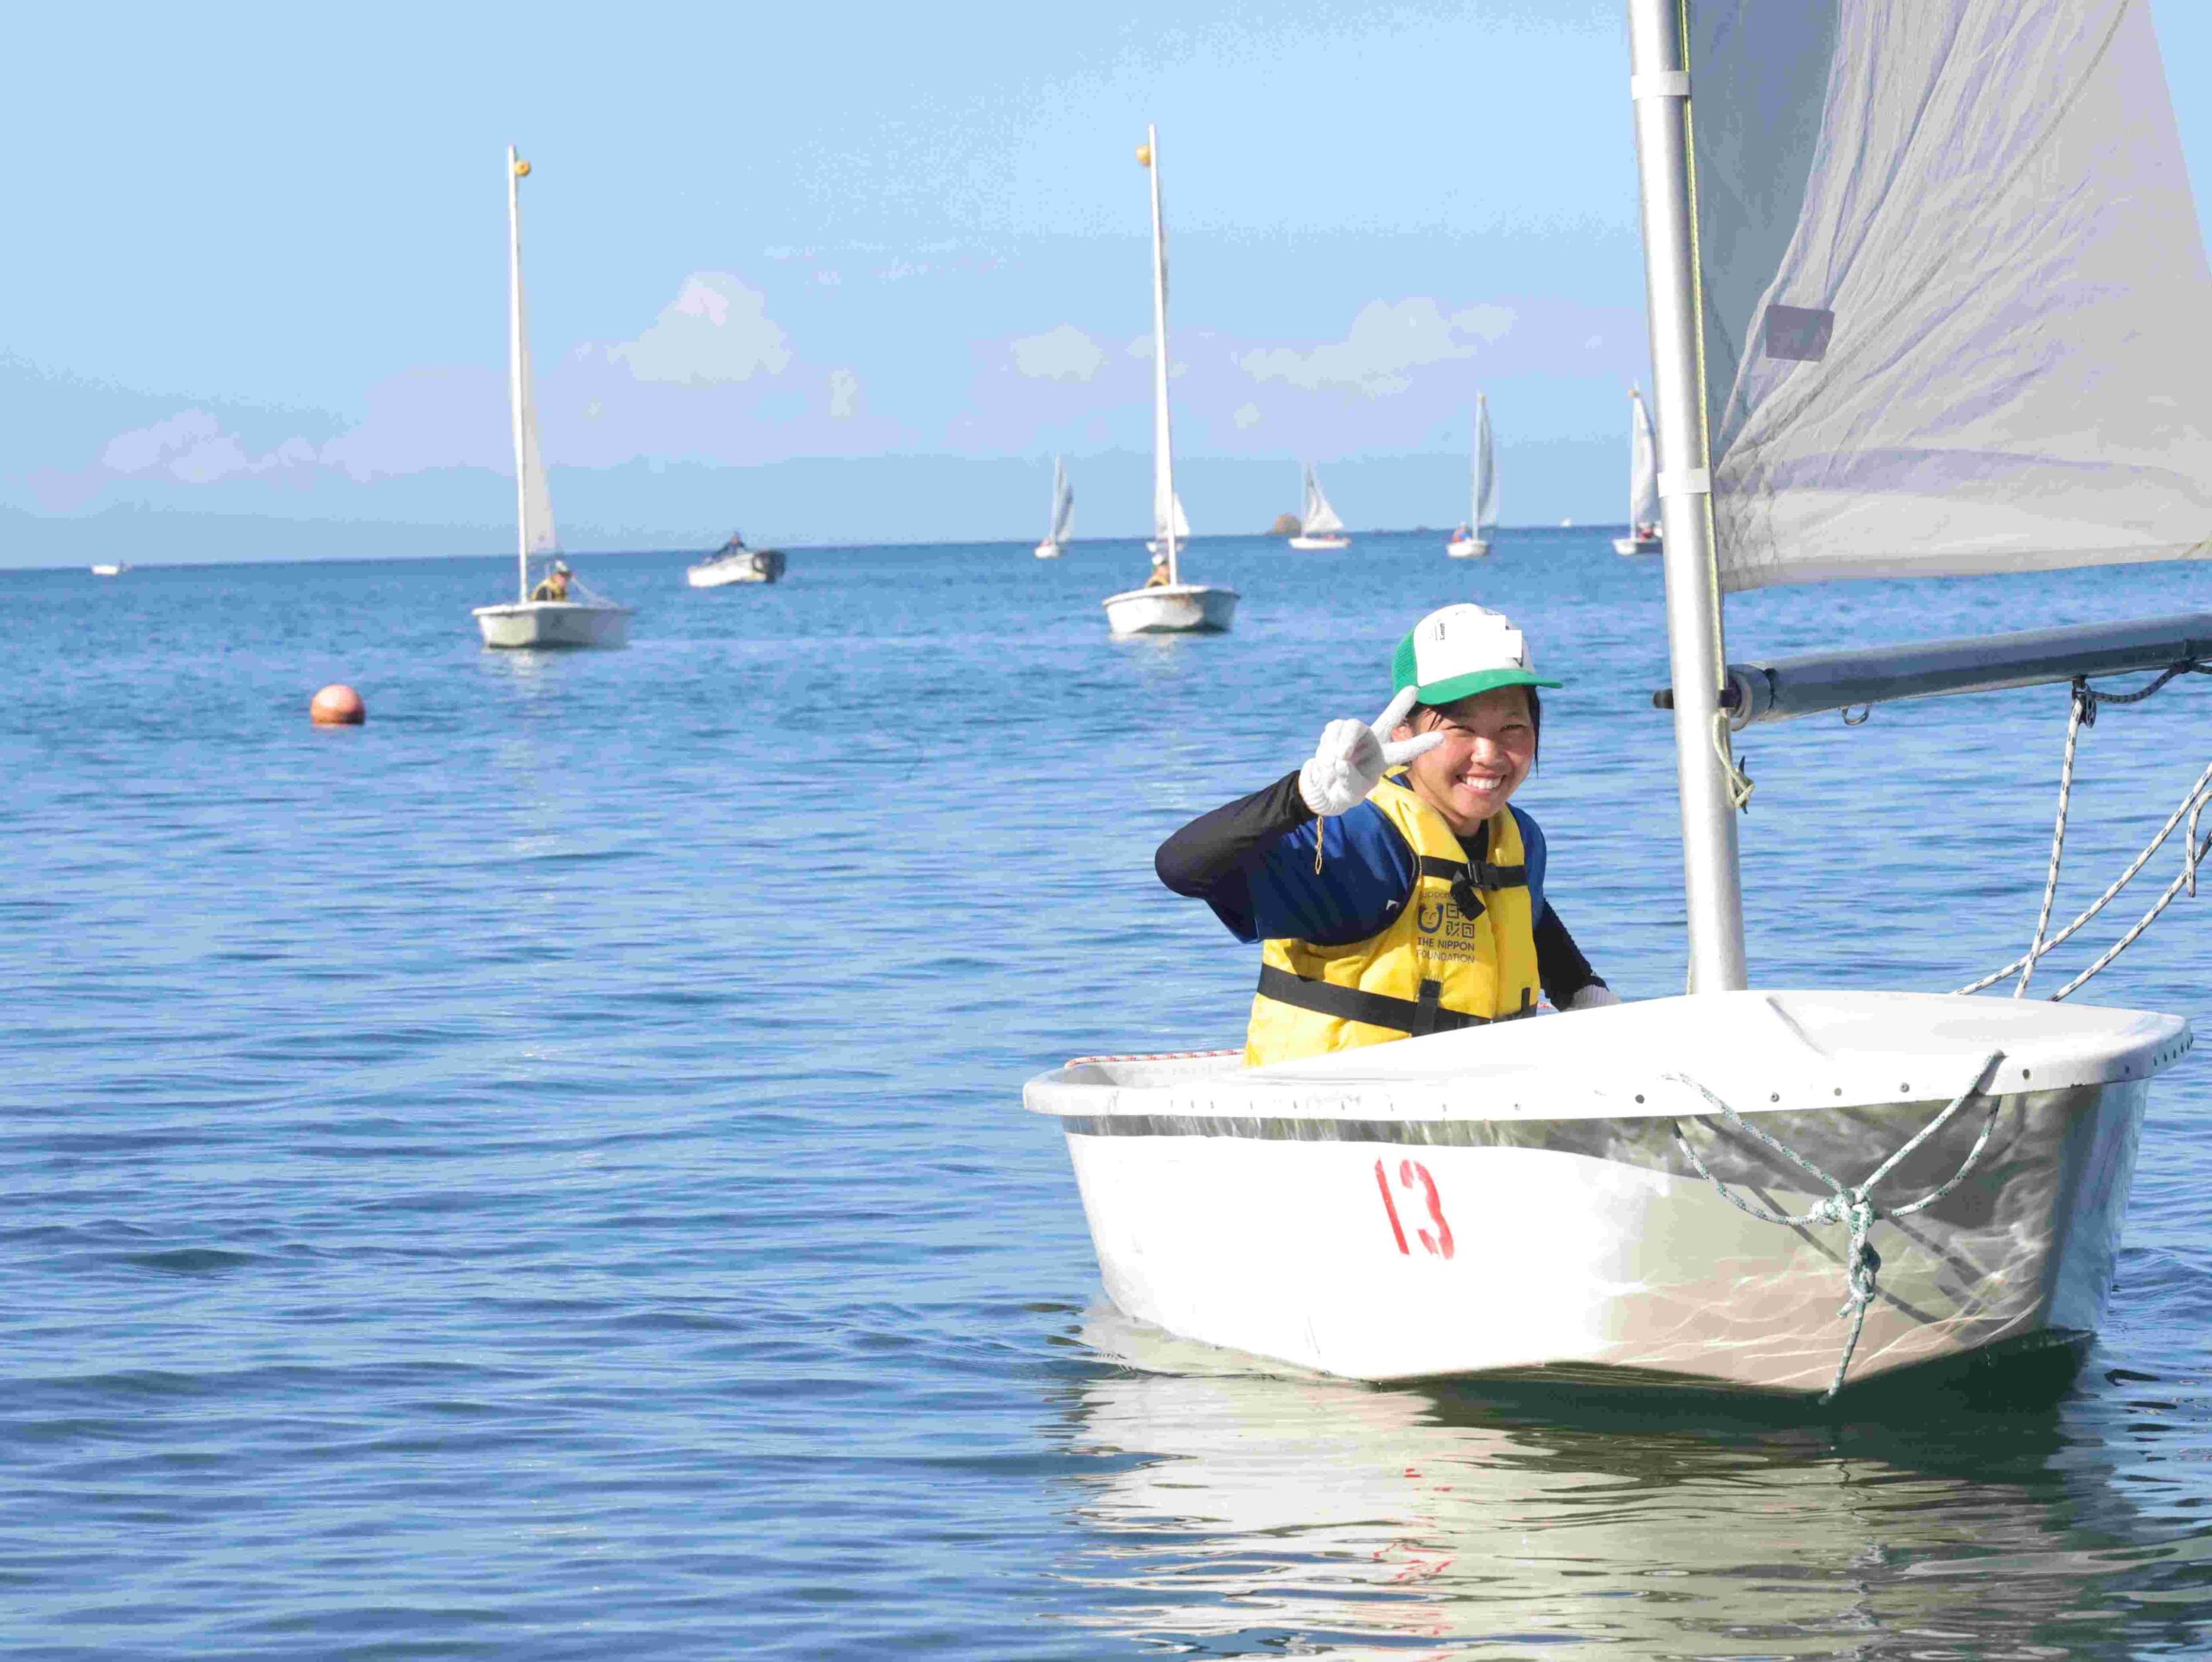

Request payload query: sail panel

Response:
[512,236,559,555]
[1050,457,1075,542]
[1627,390,1658,530]
[1303,466,1346,534]
[1474,400,1499,530]
[1687,0,2212,591]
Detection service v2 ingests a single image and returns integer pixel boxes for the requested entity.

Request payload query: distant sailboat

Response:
[1103,127,1237,637]
[1286,465,1351,550]
[1144,491,1189,555]
[1613,386,1662,556]
[472,148,631,649]
[1036,455,1074,559]
[1447,394,1497,558]
[89,563,130,577]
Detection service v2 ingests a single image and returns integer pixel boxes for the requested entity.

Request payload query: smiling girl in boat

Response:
[1155,602,1616,1069]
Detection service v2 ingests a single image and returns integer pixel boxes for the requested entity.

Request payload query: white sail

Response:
[1626,387,1658,530]
[1300,466,1346,536]
[1473,395,1498,531]
[1683,0,2212,592]
[507,149,558,602]
[1154,491,1190,545]
[1047,455,1074,544]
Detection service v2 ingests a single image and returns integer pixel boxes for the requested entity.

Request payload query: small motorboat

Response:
[689,535,786,587]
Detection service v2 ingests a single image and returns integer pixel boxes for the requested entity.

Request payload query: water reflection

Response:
[1052,1308,2212,1659]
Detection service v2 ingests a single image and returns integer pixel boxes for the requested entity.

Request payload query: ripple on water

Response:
[0,543,2209,1657]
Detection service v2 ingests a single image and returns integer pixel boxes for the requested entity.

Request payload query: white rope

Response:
[1957,664,2212,1001]
[2013,681,2088,998]
[1712,711,1753,811]
[1668,1050,2004,1403]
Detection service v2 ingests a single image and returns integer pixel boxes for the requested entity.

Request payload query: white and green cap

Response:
[1391,603,1560,705]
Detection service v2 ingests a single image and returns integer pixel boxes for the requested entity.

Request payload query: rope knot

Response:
[1838,1193,1881,1316]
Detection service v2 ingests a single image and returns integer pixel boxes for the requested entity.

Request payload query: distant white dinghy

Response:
[1613,386,1662,556]
[472,148,630,650]
[1036,456,1074,559]
[90,563,130,577]
[1446,393,1497,558]
[688,533,786,587]
[1143,492,1189,556]
[1040,1,2212,1399]
[1287,465,1351,550]
[1104,126,1237,638]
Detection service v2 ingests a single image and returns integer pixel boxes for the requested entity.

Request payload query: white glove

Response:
[1567,983,1622,1011]
[1298,687,1446,817]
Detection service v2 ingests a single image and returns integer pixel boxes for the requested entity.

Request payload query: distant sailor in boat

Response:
[1156,603,1617,1068]
[1143,550,1173,589]
[530,561,572,602]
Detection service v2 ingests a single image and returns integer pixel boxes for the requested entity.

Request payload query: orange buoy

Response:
[310,684,365,726]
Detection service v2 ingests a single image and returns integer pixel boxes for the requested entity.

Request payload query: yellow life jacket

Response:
[1243,773,1541,1069]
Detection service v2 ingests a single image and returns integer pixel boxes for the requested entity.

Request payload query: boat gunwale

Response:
[1023,992,2193,1127]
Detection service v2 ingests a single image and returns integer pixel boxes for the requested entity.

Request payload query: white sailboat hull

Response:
[1446,536,1489,559]
[1287,534,1351,551]
[473,600,632,649]
[1102,583,1238,636]
[1034,541,1065,560]
[1614,535,1662,556]
[1027,990,2188,1395]
[687,550,785,587]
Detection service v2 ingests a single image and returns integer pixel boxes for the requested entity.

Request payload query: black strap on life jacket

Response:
[1404,811,1529,922]
[1256,966,1535,1038]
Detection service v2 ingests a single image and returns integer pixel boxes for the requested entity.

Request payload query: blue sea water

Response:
[3,531,2209,1658]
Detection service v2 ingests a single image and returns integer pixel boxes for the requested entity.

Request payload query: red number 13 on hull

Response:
[1373,1158,1455,1259]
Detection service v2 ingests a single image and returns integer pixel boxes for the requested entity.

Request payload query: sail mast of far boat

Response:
[1147,129,1179,589]
[506,146,530,606]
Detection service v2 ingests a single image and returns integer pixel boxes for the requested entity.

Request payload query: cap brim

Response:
[1411,667,1561,704]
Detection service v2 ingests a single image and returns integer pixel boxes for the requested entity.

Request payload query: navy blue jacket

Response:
[1156,771,1602,1002]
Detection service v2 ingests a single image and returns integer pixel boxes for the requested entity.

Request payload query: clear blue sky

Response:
[3,1,2208,561]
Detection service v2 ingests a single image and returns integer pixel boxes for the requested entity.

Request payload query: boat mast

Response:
[1145,124,1179,587]
[506,146,530,606]
[1626,0,1747,992]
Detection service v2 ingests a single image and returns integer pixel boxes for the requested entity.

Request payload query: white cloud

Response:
[827,367,860,419]
[1010,324,1107,383]
[99,409,320,484]
[1121,335,1186,377]
[1237,299,1517,397]
[317,367,506,480]
[608,273,793,385]
[1233,402,1262,429]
